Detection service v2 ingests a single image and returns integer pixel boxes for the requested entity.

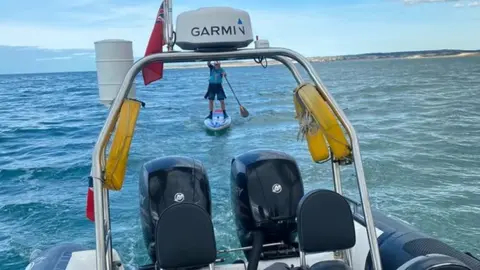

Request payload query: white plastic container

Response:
[94,39,136,107]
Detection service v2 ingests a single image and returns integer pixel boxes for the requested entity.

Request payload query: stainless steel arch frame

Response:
[273,55,352,268]
[91,47,383,270]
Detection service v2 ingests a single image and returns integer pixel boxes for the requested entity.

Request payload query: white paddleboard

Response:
[204,109,232,131]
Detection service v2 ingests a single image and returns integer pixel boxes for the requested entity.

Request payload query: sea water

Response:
[1,56,479,269]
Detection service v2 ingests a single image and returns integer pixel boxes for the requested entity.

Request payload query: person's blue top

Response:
[208,63,225,84]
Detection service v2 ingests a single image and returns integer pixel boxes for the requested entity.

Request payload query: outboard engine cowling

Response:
[139,156,212,262]
[230,149,304,261]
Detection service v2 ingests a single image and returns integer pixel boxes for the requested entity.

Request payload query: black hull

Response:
[350,202,480,270]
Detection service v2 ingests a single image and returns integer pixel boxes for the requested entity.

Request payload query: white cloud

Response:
[71,52,95,56]
[403,0,460,3]
[0,23,148,52]
[404,0,455,4]
[57,4,160,25]
[0,2,207,54]
[453,0,480,6]
[403,0,479,6]
[36,56,72,61]
[55,0,105,8]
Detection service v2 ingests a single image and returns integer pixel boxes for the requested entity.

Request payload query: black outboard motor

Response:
[230,149,304,269]
[139,156,212,263]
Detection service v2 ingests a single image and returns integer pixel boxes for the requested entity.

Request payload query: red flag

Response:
[86,176,95,222]
[142,0,166,85]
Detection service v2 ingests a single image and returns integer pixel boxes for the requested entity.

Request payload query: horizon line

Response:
[1,48,479,76]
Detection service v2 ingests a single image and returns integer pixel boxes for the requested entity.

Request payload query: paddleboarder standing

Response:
[204,61,228,119]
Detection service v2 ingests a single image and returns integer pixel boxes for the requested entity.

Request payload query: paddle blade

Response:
[240,106,249,117]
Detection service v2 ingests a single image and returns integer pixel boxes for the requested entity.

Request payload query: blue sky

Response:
[0,0,479,74]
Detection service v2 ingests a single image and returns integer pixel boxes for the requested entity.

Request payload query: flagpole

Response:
[166,0,174,51]
[163,0,168,47]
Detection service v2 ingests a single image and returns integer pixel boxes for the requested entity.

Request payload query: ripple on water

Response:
[1,57,480,269]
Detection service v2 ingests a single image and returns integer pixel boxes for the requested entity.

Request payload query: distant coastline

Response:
[165,49,480,70]
[1,49,479,76]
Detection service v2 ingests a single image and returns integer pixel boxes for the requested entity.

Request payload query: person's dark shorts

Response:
[206,83,226,101]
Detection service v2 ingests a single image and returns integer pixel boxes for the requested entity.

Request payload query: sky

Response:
[0,0,479,74]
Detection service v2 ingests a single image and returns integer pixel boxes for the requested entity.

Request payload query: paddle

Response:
[225,77,249,118]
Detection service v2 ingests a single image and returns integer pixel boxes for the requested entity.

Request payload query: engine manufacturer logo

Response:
[272,184,282,194]
[174,193,185,202]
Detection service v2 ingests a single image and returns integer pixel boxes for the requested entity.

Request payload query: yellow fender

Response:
[104,99,143,190]
[294,83,351,161]
[293,93,330,163]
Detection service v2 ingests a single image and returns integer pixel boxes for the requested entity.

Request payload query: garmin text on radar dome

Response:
[191,18,246,37]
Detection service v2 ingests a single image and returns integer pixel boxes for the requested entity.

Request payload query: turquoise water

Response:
[1,56,479,269]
